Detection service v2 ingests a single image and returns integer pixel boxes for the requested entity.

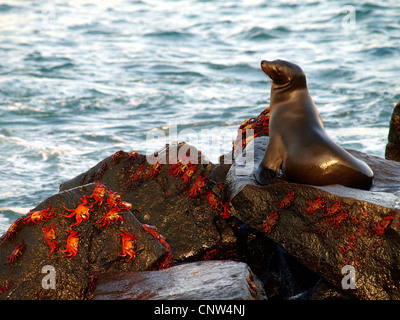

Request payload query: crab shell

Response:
[4,239,25,265]
[96,208,124,229]
[60,230,79,259]
[24,205,56,224]
[42,223,59,257]
[117,229,136,261]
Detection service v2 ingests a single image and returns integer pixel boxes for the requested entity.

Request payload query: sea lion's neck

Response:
[270,85,308,106]
[270,76,308,105]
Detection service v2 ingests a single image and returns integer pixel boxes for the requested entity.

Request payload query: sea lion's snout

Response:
[261,60,270,72]
[261,60,286,85]
[261,60,273,80]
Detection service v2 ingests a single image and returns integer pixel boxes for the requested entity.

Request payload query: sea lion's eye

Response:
[274,69,283,78]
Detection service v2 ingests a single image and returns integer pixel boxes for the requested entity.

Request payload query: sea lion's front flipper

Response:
[255,138,283,185]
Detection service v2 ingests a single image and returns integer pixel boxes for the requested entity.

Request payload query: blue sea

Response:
[0,0,399,233]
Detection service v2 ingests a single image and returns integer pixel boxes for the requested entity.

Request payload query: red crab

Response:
[146,162,162,179]
[88,271,100,293]
[1,217,24,244]
[159,253,173,270]
[106,192,122,207]
[378,212,396,230]
[42,223,59,257]
[142,224,173,269]
[370,211,396,236]
[23,205,56,224]
[329,209,348,228]
[258,113,270,127]
[4,239,25,265]
[111,150,124,164]
[96,207,124,228]
[338,240,356,256]
[351,209,368,226]
[262,212,279,235]
[0,281,12,295]
[143,224,169,248]
[130,164,147,183]
[241,132,261,150]
[186,173,207,198]
[305,197,325,215]
[179,164,197,184]
[60,229,79,259]
[238,117,256,130]
[337,227,362,256]
[338,226,367,257]
[204,248,220,261]
[106,192,131,210]
[355,226,368,238]
[168,160,186,177]
[120,201,132,210]
[206,191,220,210]
[326,201,343,217]
[90,162,108,182]
[316,224,329,235]
[323,201,348,228]
[89,182,108,205]
[117,228,136,261]
[219,202,231,219]
[277,191,295,209]
[127,151,139,161]
[61,197,93,227]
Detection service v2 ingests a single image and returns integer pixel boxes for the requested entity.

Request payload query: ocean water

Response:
[0,0,399,233]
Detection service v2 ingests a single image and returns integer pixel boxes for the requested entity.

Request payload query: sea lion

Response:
[255,59,374,190]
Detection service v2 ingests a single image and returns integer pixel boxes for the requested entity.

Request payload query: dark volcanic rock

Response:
[59,143,238,264]
[386,100,400,162]
[231,183,400,300]
[232,218,321,299]
[93,260,266,300]
[227,136,400,300]
[0,183,169,300]
[59,142,318,299]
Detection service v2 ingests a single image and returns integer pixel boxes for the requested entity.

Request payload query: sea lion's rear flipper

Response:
[255,164,278,185]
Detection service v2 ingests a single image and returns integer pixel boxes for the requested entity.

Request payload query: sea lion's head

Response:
[261,59,306,89]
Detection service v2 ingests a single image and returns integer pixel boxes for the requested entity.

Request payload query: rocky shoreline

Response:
[1,100,400,300]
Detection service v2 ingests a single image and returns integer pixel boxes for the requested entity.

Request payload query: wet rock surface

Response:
[0,183,169,300]
[227,136,400,300]
[93,260,266,300]
[2,102,400,300]
[59,143,238,264]
[230,183,400,300]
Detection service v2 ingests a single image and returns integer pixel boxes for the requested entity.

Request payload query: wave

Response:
[361,46,398,57]
[143,30,196,41]
[0,4,17,12]
[0,208,28,234]
[0,207,28,215]
[231,26,291,41]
